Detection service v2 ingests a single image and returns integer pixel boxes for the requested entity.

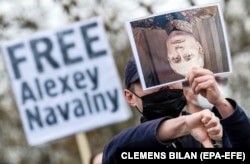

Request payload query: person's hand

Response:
[184,109,223,148]
[200,109,223,141]
[185,67,224,106]
[157,105,223,147]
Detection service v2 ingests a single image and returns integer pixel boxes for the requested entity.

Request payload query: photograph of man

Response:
[127,4,231,90]
[166,30,205,77]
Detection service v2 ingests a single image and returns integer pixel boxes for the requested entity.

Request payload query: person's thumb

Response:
[202,139,214,148]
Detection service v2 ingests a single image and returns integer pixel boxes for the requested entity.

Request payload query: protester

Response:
[102,56,250,164]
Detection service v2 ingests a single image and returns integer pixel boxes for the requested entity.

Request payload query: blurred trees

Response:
[0,0,250,163]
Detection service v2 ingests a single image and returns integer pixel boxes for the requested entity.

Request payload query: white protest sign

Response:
[1,17,131,146]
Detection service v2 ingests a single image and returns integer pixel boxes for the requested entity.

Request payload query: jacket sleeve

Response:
[102,117,171,164]
[212,98,250,147]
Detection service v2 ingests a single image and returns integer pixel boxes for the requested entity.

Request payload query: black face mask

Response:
[135,89,186,120]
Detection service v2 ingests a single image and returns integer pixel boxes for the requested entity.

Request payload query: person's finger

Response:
[207,124,223,140]
[208,133,223,141]
[193,79,214,94]
[201,109,213,124]
[201,139,214,148]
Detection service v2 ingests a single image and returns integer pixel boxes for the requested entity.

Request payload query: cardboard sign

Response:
[1,17,131,146]
[126,3,232,90]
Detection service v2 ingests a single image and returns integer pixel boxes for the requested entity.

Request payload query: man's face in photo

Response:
[166,30,205,77]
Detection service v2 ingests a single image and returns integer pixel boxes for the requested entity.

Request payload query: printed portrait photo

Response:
[126,3,232,90]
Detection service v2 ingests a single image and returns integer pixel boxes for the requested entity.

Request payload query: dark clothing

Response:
[102,98,250,164]
[218,99,250,147]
